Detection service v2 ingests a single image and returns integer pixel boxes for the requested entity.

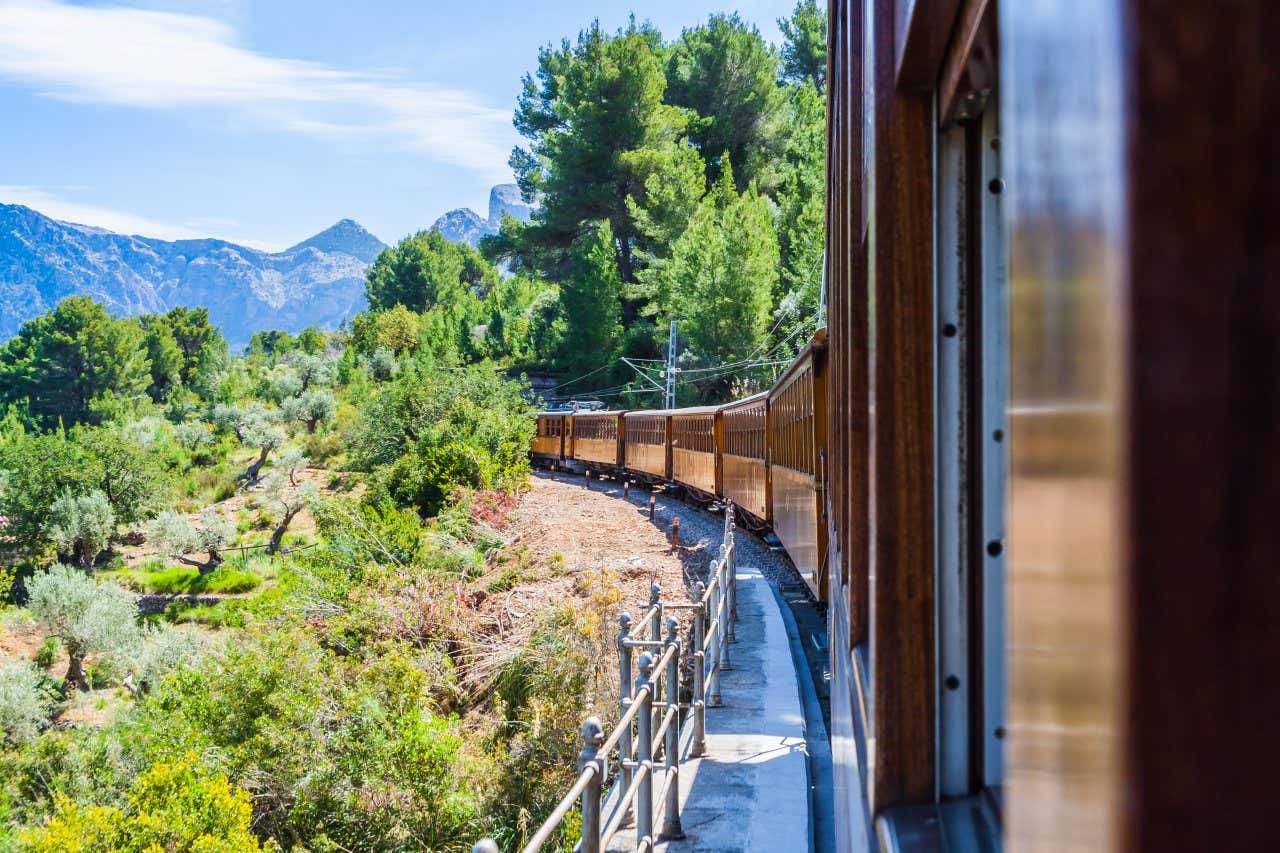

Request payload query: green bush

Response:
[18,752,274,852]
[33,637,60,670]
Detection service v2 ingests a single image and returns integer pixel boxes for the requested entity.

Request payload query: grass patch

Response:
[110,561,262,594]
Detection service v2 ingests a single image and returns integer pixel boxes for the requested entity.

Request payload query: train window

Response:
[936,80,1007,799]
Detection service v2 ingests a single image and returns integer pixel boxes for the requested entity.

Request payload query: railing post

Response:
[727,522,737,640]
[661,617,685,840]
[636,652,655,846]
[692,581,707,756]
[718,551,733,672]
[579,717,604,853]
[648,583,662,641]
[617,613,634,808]
[708,568,722,707]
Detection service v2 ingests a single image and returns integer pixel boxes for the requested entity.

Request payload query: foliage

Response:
[779,0,828,90]
[0,296,151,429]
[556,221,623,377]
[509,19,688,283]
[0,660,55,744]
[44,490,115,570]
[348,363,534,516]
[18,753,274,852]
[281,389,336,433]
[665,165,778,398]
[25,564,141,691]
[365,229,495,314]
[0,431,99,555]
[148,510,234,572]
[665,14,787,190]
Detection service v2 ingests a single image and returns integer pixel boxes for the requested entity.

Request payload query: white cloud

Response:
[0,0,515,181]
[0,184,277,249]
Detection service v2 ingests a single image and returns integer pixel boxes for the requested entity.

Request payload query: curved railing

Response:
[475,506,739,853]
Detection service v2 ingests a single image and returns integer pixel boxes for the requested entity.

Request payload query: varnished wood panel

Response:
[869,0,936,812]
[1124,1,1280,849]
[894,0,962,90]
[1001,1,1126,849]
[671,412,718,494]
[623,413,671,480]
[722,454,768,520]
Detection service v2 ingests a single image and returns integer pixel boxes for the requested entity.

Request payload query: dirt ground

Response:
[466,471,721,655]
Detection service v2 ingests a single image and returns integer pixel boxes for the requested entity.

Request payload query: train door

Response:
[934,2,1007,817]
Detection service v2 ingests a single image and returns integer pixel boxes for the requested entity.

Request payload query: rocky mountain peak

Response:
[286,219,387,264]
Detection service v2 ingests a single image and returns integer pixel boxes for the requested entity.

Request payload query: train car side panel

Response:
[720,393,769,520]
[623,411,671,480]
[768,338,828,601]
[571,412,624,467]
[531,413,567,461]
[671,409,718,495]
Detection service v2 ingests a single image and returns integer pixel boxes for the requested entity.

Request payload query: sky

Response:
[0,0,792,251]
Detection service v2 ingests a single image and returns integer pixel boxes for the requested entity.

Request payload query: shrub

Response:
[25,564,141,691]
[34,636,60,670]
[131,625,203,693]
[18,753,274,852]
[0,660,55,744]
[43,489,116,569]
[148,510,234,572]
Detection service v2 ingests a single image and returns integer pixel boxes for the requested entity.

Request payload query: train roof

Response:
[570,409,626,417]
[624,405,720,417]
[718,390,769,410]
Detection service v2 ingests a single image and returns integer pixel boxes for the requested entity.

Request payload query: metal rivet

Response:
[988,177,1005,194]
[995,726,1006,740]
[987,540,1003,557]
[942,323,958,338]
[945,675,961,690]
[993,429,1004,442]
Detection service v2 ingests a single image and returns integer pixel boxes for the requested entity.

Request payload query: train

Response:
[531,329,829,601]
[535,0,1277,850]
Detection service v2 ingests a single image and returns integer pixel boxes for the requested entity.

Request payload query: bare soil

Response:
[466,472,717,643]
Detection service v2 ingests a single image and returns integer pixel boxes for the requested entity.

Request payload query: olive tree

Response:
[149,509,234,572]
[238,422,285,484]
[281,389,336,434]
[43,489,115,570]
[25,564,141,691]
[0,659,55,742]
[261,472,316,554]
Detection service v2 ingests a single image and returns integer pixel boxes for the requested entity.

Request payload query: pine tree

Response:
[511,20,688,283]
[775,82,827,356]
[664,15,787,191]
[666,164,778,399]
[558,221,624,378]
[0,296,151,428]
[779,0,828,90]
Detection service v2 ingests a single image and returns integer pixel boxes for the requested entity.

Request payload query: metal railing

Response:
[475,505,739,853]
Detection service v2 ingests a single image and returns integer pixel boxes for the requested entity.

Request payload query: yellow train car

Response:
[670,406,720,496]
[767,331,828,601]
[530,412,569,463]
[622,410,671,481]
[719,392,769,522]
[569,411,624,468]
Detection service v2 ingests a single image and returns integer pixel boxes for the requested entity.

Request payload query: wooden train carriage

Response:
[669,406,720,496]
[767,331,828,601]
[719,392,769,522]
[569,411,624,468]
[622,410,671,481]
[530,412,568,462]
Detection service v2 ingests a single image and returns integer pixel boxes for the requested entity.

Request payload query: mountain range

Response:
[0,184,534,346]
[430,184,533,246]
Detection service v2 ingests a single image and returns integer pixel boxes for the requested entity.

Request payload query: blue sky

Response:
[0,0,791,251]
